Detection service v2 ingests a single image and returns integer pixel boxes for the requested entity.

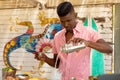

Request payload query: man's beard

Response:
[66,27,73,32]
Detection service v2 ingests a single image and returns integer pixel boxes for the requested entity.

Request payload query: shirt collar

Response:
[61,19,83,35]
[73,19,83,33]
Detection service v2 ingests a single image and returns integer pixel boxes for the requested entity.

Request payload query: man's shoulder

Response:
[54,29,65,38]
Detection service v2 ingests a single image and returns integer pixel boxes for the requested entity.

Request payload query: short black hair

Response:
[57,1,74,17]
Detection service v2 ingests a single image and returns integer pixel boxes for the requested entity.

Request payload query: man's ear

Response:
[75,12,77,18]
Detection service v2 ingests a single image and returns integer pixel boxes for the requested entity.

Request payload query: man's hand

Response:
[70,38,88,47]
[34,52,47,61]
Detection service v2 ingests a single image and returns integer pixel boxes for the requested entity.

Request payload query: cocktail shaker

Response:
[70,77,76,80]
[61,42,86,53]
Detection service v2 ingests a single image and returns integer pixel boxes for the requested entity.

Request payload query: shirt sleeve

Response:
[88,27,102,42]
[52,38,58,54]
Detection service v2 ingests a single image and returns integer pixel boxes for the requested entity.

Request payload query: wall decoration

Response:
[38,10,59,26]
[3,19,62,70]
[9,17,19,32]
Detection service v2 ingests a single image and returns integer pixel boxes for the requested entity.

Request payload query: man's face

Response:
[59,12,76,32]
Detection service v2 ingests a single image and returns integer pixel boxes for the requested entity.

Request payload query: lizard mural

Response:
[3,20,62,70]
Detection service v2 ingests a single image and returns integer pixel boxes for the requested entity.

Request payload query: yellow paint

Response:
[4,54,7,57]
[6,44,11,49]
[10,40,16,46]
[29,77,47,80]
[24,72,30,77]
[38,11,59,26]
[4,49,8,53]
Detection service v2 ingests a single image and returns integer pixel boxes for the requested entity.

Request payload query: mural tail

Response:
[3,38,21,70]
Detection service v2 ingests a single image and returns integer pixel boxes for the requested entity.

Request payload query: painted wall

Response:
[0,5,113,79]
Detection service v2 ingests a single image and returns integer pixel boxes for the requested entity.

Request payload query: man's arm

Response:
[71,38,113,54]
[85,39,113,54]
[45,54,60,68]
[34,52,60,68]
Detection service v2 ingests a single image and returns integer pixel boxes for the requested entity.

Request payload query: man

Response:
[35,1,113,80]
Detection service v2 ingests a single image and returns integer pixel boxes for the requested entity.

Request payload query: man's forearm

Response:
[45,57,56,67]
[86,40,113,53]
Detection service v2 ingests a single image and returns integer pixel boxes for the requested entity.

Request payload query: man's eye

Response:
[67,20,71,22]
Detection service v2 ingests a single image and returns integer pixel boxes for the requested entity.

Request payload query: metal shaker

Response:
[61,42,86,53]
[70,77,76,80]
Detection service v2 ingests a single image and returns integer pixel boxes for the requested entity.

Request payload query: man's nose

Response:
[65,22,68,27]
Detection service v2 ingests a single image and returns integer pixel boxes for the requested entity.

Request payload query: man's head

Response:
[57,2,77,32]
[57,1,74,17]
